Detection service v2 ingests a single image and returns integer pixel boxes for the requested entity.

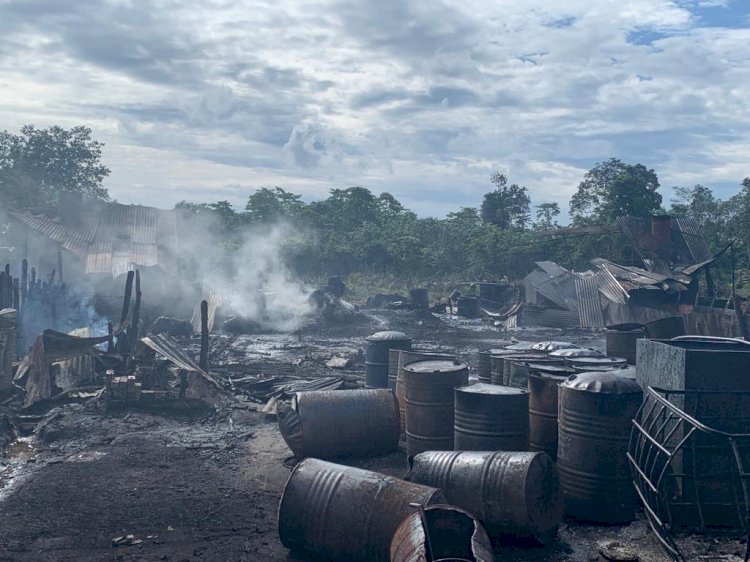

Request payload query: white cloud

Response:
[0,0,748,218]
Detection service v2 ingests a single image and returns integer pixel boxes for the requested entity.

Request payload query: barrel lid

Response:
[549,348,604,358]
[527,363,575,376]
[567,356,628,366]
[531,341,579,352]
[502,353,552,362]
[606,323,645,333]
[561,371,642,394]
[366,330,410,342]
[405,359,468,373]
[456,383,528,395]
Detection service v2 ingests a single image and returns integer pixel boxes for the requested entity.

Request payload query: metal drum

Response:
[531,341,579,353]
[395,350,456,441]
[409,288,429,310]
[643,316,686,339]
[390,504,494,562]
[566,356,628,372]
[527,364,574,460]
[366,331,411,388]
[454,383,529,451]
[505,355,565,388]
[477,343,512,383]
[489,352,544,385]
[457,296,480,318]
[278,458,445,562]
[557,371,643,523]
[409,451,563,542]
[277,389,400,459]
[549,348,604,359]
[404,359,469,456]
[605,325,644,365]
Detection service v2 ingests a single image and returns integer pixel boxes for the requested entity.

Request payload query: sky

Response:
[0,0,748,219]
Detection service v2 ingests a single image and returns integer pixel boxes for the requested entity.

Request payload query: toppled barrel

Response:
[409,450,563,542]
[279,458,444,562]
[404,359,469,456]
[390,504,494,562]
[527,364,575,460]
[392,349,456,440]
[277,388,399,459]
[557,371,643,523]
[549,347,604,359]
[366,331,411,388]
[454,383,529,451]
[605,324,644,365]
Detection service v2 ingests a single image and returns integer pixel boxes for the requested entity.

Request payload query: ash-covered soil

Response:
[0,309,745,561]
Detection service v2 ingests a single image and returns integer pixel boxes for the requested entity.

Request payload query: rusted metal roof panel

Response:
[672,217,712,263]
[575,274,604,328]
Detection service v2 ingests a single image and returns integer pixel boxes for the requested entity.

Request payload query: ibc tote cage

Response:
[628,386,750,562]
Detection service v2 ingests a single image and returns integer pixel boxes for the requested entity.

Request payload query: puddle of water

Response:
[6,437,35,461]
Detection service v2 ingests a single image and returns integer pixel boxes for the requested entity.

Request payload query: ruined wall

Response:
[0,309,17,391]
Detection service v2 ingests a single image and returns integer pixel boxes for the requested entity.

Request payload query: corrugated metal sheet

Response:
[672,217,712,263]
[574,275,604,328]
[596,268,629,304]
[535,261,568,278]
[519,305,579,329]
[525,270,569,310]
[140,333,202,372]
[14,201,179,277]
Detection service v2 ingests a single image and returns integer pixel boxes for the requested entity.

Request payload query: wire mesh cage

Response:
[628,386,750,561]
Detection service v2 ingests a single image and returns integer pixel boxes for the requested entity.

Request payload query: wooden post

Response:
[130,270,142,349]
[199,299,209,371]
[12,278,19,310]
[119,270,135,327]
[20,259,28,313]
[57,249,64,284]
[107,322,114,353]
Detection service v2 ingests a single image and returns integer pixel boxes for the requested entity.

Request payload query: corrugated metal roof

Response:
[672,217,712,263]
[525,270,569,310]
[596,267,629,304]
[535,261,568,278]
[518,305,579,329]
[140,333,202,373]
[575,274,604,328]
[14,201,179,277]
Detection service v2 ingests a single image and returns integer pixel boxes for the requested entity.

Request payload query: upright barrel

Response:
[394,350,455,440]
[390,505,494,562]
[454,383,529,451]
[277,389,400,460]
[403,359,469,456]
[527,364,574,460]
[457,296,480,318]
[278,458,445,562]
[490,351,545,385]
[409,451,563,542]
[477,344,512,383]
[366,331,411,388]
[605,325,644,365]
[557,371,643,523]
[409,288,429,310]
[507,356,563,388]
[643,316,685,339]
[566,355,627,372]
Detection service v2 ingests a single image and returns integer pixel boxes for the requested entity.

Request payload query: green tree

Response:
[570,158,661,224]
[0,124,110,210]
[534,202,561,230]
[245,187,304,222]
[480,172,531,229]
[670,184,727,250]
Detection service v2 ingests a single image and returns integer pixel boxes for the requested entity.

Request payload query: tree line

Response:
[1,125,749,288]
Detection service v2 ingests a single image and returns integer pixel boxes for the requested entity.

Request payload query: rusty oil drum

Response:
[394,350,456,440]
[557,371,643,523]
[409,450,563,542]
[490,351,545,385]
[605,325,644,365]
[478,344,512,383]
[278,458,445,562]
[366,330,411,388]
[454,383,529,451]
[507,356,563,388]
[390,504,494,562]
[404,359,469,456]
[277,388,399,459]
[527,364,574,460]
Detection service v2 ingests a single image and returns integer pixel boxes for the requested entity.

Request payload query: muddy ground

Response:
[0,309,746,561]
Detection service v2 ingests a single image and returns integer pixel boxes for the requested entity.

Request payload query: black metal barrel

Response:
[366,331,411,388]
[278,458,445,562]
[277,389,400,459]
[404,359,469,456]
[457,296,480,318]
[491,352,546,385]
[409,450,563,542]
[507,357,564,388]
[390,504,494,562]
[477,343,512,383]
[409,288,429,310]
[394,350,456,441]
[605,325,644,365]
[527,364,574,460]
[557,371,643,523]
[454,383,529,451]
[643,316,685,339]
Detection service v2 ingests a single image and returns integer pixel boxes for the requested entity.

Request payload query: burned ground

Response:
[0,310,746,561]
